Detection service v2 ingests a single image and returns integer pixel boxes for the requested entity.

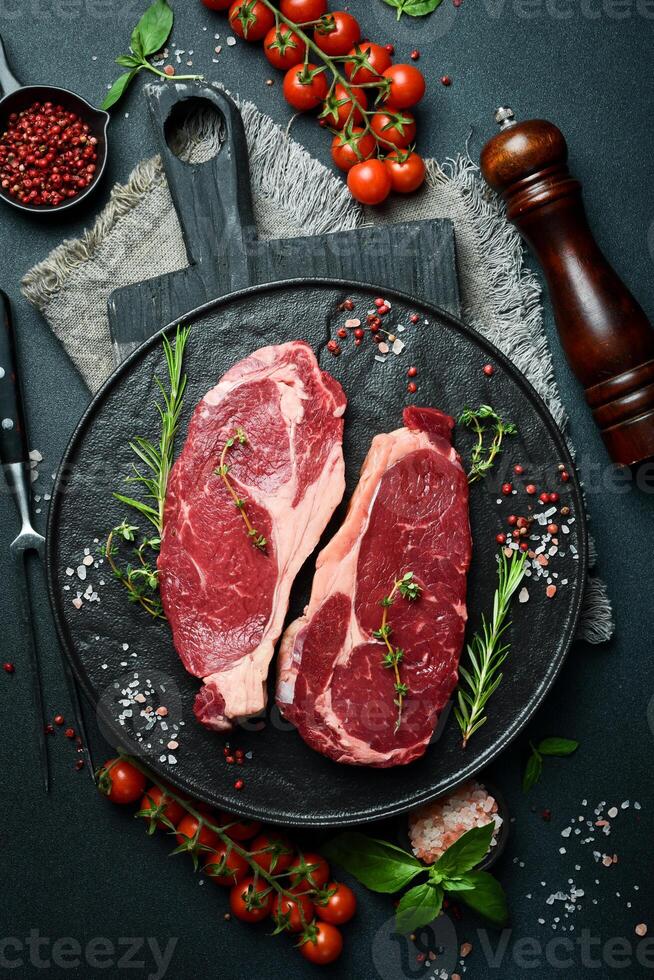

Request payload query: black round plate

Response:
[47,280,587,827]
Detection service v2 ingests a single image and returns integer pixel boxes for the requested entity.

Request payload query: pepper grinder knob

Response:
[480,109,654,466]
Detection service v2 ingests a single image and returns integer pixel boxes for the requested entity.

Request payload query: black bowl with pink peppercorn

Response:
[0,36,109,214]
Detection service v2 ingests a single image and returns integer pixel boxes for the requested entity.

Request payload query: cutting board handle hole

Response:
[164,97,225,167]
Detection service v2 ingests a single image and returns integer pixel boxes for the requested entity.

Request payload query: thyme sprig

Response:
[106,325,190,618]
[374,572,422,733]
[104,754,317,936]
[455,550,527,748]
[216,429,267,553]
[459,405,518,484]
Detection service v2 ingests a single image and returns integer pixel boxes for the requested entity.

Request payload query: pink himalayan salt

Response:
[408,780,502,864]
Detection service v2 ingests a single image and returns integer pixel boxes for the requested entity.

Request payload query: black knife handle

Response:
[0,290,29,466]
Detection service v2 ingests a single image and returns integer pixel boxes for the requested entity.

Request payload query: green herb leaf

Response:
[538,737,579,757]
[434,823,495,878]
[454,871,509,927]
[116,54,142,68]
[522,750,543,793]
[133,0,173,57]
[441,875,478,892]
[395,883,443,934]
[101,69,140,110]
[382,0,443,18]
[322,833,423,894]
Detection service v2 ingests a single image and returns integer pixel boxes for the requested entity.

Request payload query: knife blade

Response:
[0,290,94,787]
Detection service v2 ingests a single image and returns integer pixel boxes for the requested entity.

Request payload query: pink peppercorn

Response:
[483,364,494,377]
[407,382,418,394]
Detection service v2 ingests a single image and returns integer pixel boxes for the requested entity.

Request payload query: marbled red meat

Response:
[276,407,471,767]
[158,342,347,731]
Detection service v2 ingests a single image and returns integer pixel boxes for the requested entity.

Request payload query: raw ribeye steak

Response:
[158,341,347,731]
[276,406,471,767]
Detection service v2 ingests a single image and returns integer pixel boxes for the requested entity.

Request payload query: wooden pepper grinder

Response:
[480,107,654,466]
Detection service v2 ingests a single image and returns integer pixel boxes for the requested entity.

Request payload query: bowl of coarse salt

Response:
[406,779,509,873]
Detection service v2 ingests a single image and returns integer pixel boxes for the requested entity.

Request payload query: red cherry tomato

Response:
[138,786,185,830]
[331,128,376,172]
[175,814,219,851]
[382,64,426,109]
[283,64,329,111]
[228,0,275,42]
[370,110,416,149]
[300,922,343,965]
[385,151,427,194]
[204,842,250,887]
[289,853,331,891]
[229,877,274,923]
[250,832,295,874]
[316,882,357,925]
[280,0,327,19]
[345,42,393,85]
[98,758,146,805]
[263,25,307,70]
[323,83,367,129]
[314,11,360,57]
[218,813,262,841]
[273,891,315,933]
[347,159,393,206]
[201,0,233,8]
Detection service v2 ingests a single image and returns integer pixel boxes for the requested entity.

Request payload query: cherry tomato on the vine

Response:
[230,877,274,923]
[345,42,393,85]
[280,0,327,20]
[385,150,427,194]
[263,25,307,70]
[283,64,329,111]
[289,852,332,891]
[331,127,376,172]
[347,158,392,206]
[322,83,367,129]
[300,922,344,965]
[228,0,275,42]
[273,891,315,933]
[316,882,357,925]
[201,0,232,9]
[218,813,262,841]
[250,832,295,874]
[98,758,146,805]
[138,785,185,830]
[314,11,360,57]
[204,842,250,887]
[175,814,219,851]
[370,110,416,149]
[382,64,426,109]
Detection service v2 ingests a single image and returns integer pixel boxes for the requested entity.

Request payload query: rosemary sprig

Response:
[106,325,190,618]
[215,429,267,553]
[455,550,527,748]
[459,405,518,484]
[374,572,422,733]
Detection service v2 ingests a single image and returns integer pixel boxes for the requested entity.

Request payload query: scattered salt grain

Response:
[636,924,648,937]
[518,587,530,603]
[227,36,236,46]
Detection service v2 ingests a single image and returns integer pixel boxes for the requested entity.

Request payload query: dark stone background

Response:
[1,1,653,978]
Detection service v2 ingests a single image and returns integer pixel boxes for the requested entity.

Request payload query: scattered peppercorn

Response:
[407,382,418,394]
[410,49,420,61]
[501,482,513,496]
[44,724,55,735]
[3,662,14,673]
[65,727,75,739]
[327,340,341,356]
[337,328,347,339]
[525,484,537,495]
[75,759,84,771]
[496,533,507,544]
[561,471,570,482]
[54,714,65,725]
[482,364,494,377]
[513,463,524,475]
[410,313,420,324]
[440,75,452,86]
[407,366,418,378]
[234,779,244,791]
[507,514,518,526]
[341,298,354,311]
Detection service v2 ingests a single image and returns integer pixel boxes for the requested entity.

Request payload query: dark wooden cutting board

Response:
[107,83,460,362]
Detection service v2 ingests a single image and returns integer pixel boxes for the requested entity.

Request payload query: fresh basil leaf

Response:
[395,883,443,934]
[455,871,509,927]
[134,0,173,58]
[382,0,443,18]
[538,737,579,757]
[116,54,142,68]
[434,822,495,878]
[101,69,140,110]
[441,875,477,892]
[522,751,543,792]
[130,23,144,60]
[322,833,423,894]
